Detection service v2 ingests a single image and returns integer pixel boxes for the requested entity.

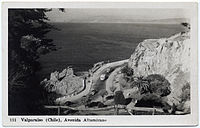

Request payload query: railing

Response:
[44,105,186,115]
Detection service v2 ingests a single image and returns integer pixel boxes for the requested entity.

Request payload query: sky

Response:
[46,8,189,23]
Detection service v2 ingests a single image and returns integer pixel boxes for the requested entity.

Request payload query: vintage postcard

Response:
[1,1,198,126]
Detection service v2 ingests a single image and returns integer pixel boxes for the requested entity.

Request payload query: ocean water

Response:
[37,23,185,78]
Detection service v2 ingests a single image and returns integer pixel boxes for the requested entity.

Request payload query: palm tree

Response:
[131,76,150,94]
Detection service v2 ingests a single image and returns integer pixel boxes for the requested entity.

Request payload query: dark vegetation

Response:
[133,74,172,112]
[175,82,190,112]
[179,82,190,102]
[119,69,172,113]
[135,93,171,111]
[8,9,64,115]
[121,64,134,77]
[114,91,126,105]
[85,101,107,108]
[105,95,114,100]
[181,22,190,30]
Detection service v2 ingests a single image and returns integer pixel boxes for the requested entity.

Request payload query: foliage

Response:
[8,9,57,89]
[131,74,171,97]
[130,74,172,112]
[121,65,134,76]
[105,95,114,100]
[179,82,190,102]
[114,91,125,105]
[81,95,92,105]
[135,93,171,110]
[145,74,171,97]
[123,98,133,105]
[131,76,150,94]
[8,9,63,115]
[181,22,190,29]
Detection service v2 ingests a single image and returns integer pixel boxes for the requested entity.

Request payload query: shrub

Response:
[114,91,125,105]
[121,65,134,76]
[180,82,190,102]
[106,95,114,100]
[131,76,150,94]
[135,93,171,112]
[145,74,171,97]
[98,102,107,108]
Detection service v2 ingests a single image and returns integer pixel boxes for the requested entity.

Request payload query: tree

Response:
[132,74,172,113]
[8,9,64,115]
[146,74,171,97]
[131,76,150,94]
[8,9,57,89]
[114,91,125,115]
[131,74,171,97]
[121,65,134,76]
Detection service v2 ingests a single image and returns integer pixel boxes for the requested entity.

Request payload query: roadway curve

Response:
[55,59,128,105]
[105,67,122,93]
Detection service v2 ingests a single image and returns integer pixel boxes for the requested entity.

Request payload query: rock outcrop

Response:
[128,32,190,112]
[41,67,83,96]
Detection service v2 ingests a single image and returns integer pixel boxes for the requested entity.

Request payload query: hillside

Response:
[128,31,190,112]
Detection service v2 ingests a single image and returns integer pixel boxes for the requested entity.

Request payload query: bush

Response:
[135,93,171,112]
[105,95,114,100]
[114,91,125,105]
[121,65,134,76]
[180,82,190,102]
[145,74,171,97]
[131,74,172,113]
[98,102,107,108]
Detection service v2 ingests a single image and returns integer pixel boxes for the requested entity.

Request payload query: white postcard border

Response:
[2,2,198,126]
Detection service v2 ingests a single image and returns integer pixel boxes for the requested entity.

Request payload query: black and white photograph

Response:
[2,2,198,127]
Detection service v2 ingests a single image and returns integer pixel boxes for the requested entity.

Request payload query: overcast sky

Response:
[46,8,189,23]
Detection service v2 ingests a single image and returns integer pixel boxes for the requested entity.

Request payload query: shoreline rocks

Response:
[41,67,83,96]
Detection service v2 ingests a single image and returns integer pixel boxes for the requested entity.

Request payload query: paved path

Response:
[55,59,128,105]
[92,59,128,84]
[105,67,122,93]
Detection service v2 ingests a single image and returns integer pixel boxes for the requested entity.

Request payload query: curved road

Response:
[105,67,122,93]
[55,59,128,105]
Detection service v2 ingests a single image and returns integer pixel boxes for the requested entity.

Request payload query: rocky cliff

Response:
[41,68,83,96]
[128,32,190,112]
